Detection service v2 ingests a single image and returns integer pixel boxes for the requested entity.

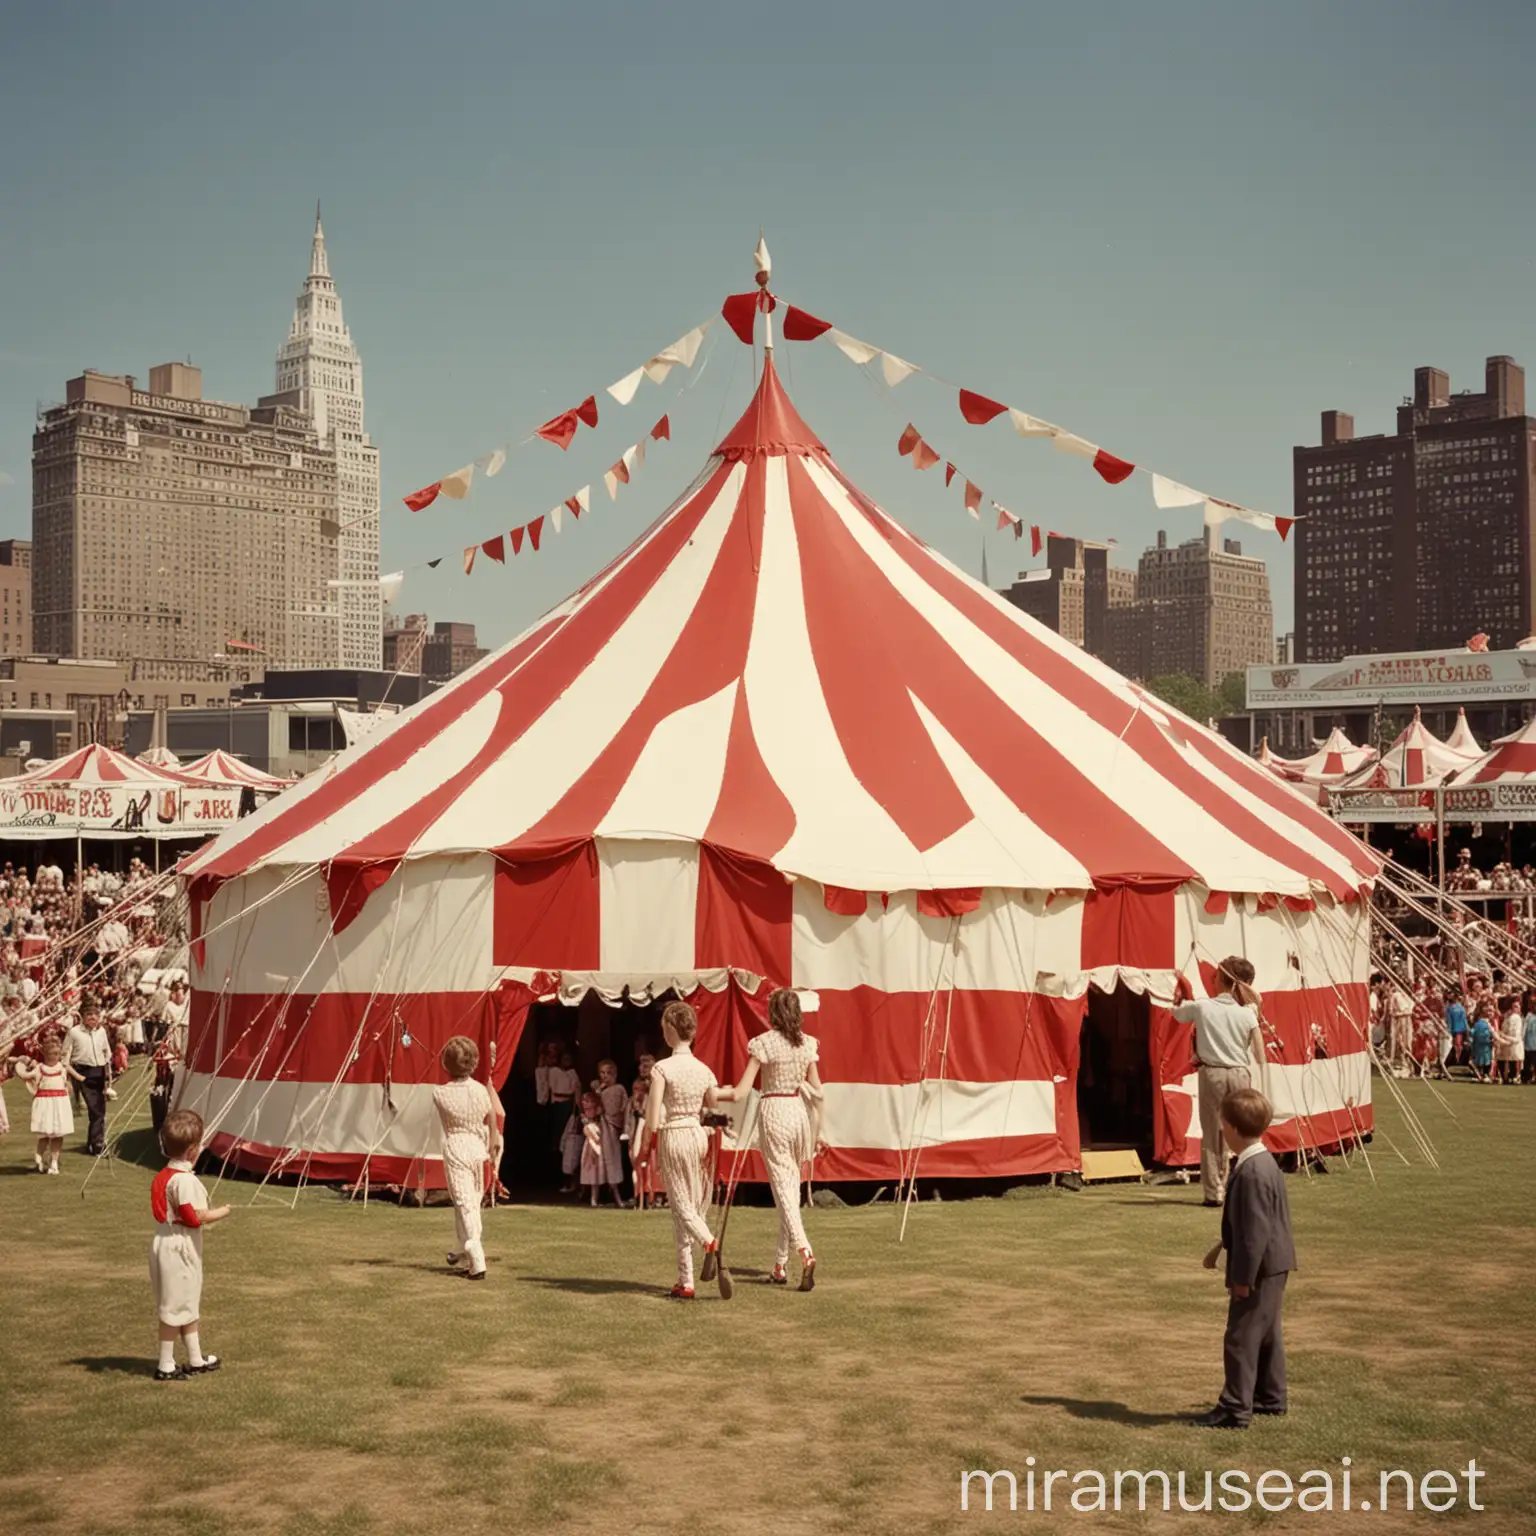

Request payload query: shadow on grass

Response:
[338,1257,478,1277]
[70,1356,152,1378]
[1021,1394,1196,1427]
[517,1275,671,1297]
[113,1127,164,1167]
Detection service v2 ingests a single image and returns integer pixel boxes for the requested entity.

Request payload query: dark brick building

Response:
[1294,356,1536,661]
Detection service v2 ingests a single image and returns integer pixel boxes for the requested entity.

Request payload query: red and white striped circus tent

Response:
[178,357,1378,1186]
[1335,708,1475,791]
[1444,708,1482,759]
[1447,714,1536,786]
[1258,727,1376,804]
[180,749,294,792]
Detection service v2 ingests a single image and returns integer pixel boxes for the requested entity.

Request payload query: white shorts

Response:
[149,1229,204,1326]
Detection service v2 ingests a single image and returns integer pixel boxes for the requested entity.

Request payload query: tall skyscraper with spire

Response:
[274,207,381,669]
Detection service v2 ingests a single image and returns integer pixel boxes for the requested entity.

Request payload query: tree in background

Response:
[1215,673,1247,716]
[1145,672,1217,721]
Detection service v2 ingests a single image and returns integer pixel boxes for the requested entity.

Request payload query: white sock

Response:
[184,1331,205,1368]
[158,1340,177,1372]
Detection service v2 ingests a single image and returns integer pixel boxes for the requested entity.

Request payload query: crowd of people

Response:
[0,855,190,1166]
[1369,972,1536,1085]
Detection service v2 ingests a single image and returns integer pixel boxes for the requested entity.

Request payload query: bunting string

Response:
[750,297,1294,542]
[400,317,713,513]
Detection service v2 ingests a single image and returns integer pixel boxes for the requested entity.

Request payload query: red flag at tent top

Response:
[722,290,776,345]
[782,305,832,341]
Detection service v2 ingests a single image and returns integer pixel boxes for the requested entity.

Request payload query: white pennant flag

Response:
[439,464,475,499]
[379,571,404,605]
[632,437,646,470]
[754,235,772,281]
[621,444,639,474]
[1050,433,1099,461]
[604,469,621,501]
[1204,497,1278,532]
[481,448,506,478]
[575,485,590,512]
[1009,407,1056,438]
[644,322,709,383]
[1152,474,1204,509]
[827,328,880,366]
[879,352,918,388]
[607,367,645,405]
[551,504,563,534]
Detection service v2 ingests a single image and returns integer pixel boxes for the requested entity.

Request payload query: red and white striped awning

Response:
[180,750,293,790]
[17,742,203,789]
[186,359,1375,900]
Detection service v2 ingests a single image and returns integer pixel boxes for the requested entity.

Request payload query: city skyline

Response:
[2,2,1534,653]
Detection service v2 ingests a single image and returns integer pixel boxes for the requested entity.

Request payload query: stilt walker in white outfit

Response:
[432,1036,504,1281]
[632,1001,726,1301]
[717,988,825,1290]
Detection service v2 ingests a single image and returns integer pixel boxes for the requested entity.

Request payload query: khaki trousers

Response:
[1197,1064,1250,1203]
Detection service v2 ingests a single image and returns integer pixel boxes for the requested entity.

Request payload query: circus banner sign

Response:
[1443,783,1536,823]
[1248,650,1536,710]
[1326,787,1435,824]
[0,783,242,837]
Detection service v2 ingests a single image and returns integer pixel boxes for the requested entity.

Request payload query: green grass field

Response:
[2,1068,1533,1535]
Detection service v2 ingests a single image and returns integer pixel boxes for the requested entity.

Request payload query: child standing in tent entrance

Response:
[715,988,826,1291]
[149,1109,231,1381]
[432,1036,503,1281]
[631,1001,727,1300]
[594,1059,631,1207]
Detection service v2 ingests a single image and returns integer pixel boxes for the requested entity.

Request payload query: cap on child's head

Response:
[1219,1087,1272,1140]
[161,1108,205,1160]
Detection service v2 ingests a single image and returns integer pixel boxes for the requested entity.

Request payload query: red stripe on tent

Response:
[958,389,1008,425]
[695,846,792,985]
[814,1136,1071,1182]
[493,842,599,968]
[1203,889,1230,916]
[1081,884,1177,969]
[325,860,399,935]
[691,973,767,1095]
[787,456,974,852]
[916,888,981,917]
[703,676,798,860]
[781,305,832,341]
[822,884,869,916]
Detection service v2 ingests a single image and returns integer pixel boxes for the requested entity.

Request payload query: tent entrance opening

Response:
[1076,984,1153,1154]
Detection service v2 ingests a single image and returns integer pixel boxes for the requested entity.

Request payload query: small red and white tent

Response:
[1335,708,1473,791]
[1444,708,1482,759]
[180,750,294,792]
[1442,715,1536,822]
[1447,715,1536,786]
[179,358,1377,1186]
[1259,727,1376,804]
[139,746,183,770]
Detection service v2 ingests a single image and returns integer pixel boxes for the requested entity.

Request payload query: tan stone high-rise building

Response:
[0,540,31,655]
[31,363,340,665]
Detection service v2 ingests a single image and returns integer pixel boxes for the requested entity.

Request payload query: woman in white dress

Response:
[631,1001,726,1300]
[431,1036,503,1280]
[717,988,825,1290]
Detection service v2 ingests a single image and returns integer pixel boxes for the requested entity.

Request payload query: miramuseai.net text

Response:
[960,1459,1489,1516]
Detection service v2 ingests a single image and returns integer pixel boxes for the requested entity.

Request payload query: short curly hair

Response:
[440,1035,479,1079]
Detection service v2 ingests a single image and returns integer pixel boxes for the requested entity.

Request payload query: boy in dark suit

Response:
[1196,1086,1296,1429]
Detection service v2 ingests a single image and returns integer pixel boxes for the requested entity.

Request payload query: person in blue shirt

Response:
[1445,988,1469,1069]
[1523,990,1536,1085]
[1469,1001,1496,1083]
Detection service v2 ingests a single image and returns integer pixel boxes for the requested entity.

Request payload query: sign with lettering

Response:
[1248,650,1536,710]
[130,391,233,423]
[0,783,242,837]
[1443,782,1536,822]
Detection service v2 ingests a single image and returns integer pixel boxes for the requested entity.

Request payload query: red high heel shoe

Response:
[667,1283,695,1301]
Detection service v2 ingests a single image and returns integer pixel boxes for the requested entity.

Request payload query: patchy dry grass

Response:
[2,1065,1534,1533]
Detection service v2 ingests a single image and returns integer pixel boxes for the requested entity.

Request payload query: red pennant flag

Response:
[959,389,1008,425]
[650,414,670,441]
[721,292,759,345]
[536,409,579,451]
[609,459,631,486]
[1092,449,1135,484]
[964,481,983,514]
[996,508,1013,532]
[576,395,598,429]
[565,494,583,519]
[913,439,941,471]
[1031,526,1042,556]
[1276,517,1294,543]
[944,463,957,487]
[897,423,921,457]
[527,515,544,552]
[482,534,506,564]
[404,482,442,512]
[782,305,833,341]
[509,526,525,556]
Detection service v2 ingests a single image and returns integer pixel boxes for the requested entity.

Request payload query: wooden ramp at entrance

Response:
[1080,1147,1146,1183]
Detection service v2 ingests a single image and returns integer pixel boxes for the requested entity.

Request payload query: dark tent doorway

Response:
[1076,983,1154,1156]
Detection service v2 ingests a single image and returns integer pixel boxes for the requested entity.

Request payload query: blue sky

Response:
[1,0,1531,648]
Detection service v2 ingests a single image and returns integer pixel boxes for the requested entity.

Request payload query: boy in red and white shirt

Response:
[149,1108,231,1382]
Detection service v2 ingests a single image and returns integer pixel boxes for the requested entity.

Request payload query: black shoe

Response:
[466,1270,487,1281]
[1202,1199,1223,1208]
[1253,1405,1288,1417]
[154,1365,188,1382]
[1194,1408,1248,1429]
[186,1355,221,1374]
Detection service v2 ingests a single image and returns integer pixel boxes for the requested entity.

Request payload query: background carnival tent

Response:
[180,750,294,794]
[1446,714,1536,789]
[1335,708,1478,793]
[177,354,1379,1188]
[1258,727,1377,806]
[1445,708,1482,759]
